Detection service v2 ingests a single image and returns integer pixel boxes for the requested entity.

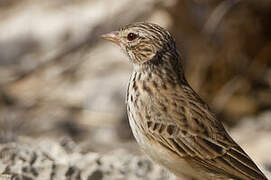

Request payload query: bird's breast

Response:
[126,72,155,144]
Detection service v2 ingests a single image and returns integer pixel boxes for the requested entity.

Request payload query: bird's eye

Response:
[127,33,138,41]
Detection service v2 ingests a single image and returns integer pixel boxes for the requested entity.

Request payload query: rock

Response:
[0,137,177,180]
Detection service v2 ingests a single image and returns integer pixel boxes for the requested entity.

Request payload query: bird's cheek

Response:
[132,44,155,64]
[133,52,154,64]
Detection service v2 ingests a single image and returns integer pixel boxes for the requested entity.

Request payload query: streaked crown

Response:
[102,22,177,64]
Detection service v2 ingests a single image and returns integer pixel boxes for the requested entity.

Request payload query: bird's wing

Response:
[146,120,267,179]
[146,85,267,180]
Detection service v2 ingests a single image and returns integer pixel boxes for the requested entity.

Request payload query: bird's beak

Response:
[101,31,121,46]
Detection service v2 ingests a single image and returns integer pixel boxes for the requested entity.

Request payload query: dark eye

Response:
[127,33,138,41]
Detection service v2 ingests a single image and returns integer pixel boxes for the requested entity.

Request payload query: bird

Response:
[101,22,268,180]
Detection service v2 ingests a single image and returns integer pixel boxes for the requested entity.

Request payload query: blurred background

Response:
[0,0,270,178]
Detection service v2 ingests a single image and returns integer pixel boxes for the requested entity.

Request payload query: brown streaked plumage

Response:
[102,22,267,180]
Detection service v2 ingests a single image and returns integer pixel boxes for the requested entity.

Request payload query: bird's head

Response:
[101,22,177,65]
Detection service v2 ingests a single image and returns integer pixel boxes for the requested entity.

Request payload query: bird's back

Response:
[127,68,267,180]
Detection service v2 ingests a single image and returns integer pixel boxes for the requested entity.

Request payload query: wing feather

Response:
[147,120,267,179]
[143,81,267,179]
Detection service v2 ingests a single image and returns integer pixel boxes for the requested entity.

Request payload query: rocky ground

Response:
[0,138,177,180]
[0,0,270,179]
